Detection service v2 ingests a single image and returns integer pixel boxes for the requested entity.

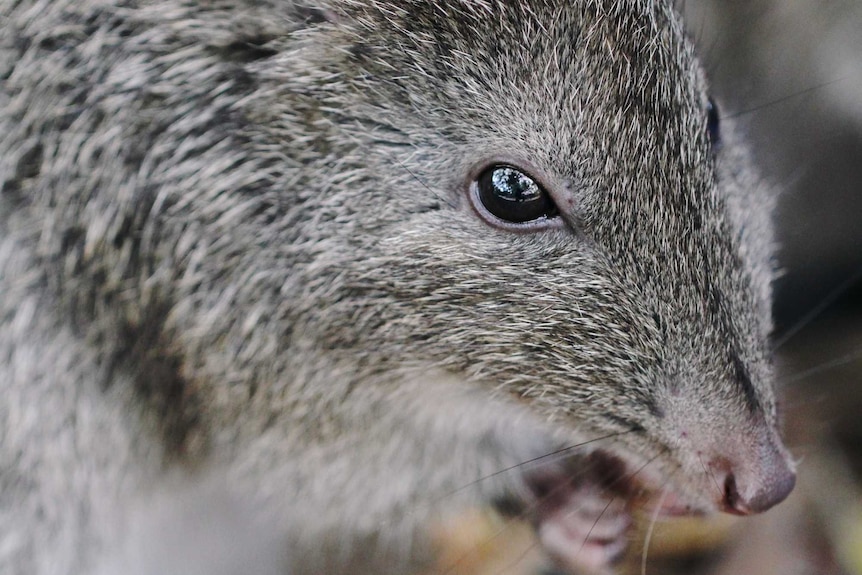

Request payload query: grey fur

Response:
[0,1,793,574]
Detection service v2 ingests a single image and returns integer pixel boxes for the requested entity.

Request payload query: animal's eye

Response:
[473,165,559,225]
[707,97,721,149]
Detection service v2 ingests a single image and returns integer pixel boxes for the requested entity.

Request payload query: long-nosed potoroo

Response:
[0,1,795,574]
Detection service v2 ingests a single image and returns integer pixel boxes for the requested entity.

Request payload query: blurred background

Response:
[634,1,862,574]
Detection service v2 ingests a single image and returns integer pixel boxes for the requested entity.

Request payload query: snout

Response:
[710,435,796,515]
[719,459,796,515]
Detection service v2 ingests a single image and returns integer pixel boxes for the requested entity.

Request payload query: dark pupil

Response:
[707,97,721,148]
[478,166,554,223]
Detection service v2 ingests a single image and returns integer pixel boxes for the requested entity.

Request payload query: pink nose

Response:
[721,465,796,514]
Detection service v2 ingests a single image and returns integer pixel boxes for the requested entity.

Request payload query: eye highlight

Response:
[471,165,560,229]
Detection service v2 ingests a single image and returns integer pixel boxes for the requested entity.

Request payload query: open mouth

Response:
[509,448,699,572]
[506,449,637,571]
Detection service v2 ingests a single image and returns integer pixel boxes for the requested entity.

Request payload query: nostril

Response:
[722,472,749,515]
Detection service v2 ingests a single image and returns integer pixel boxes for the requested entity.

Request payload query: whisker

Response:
[576,494,617,557]
[779,347,862,385]
[572,449,668,558]
[418,432,633,573]
[723,77,847,119]
[392,152,458,210]
[627,447,669,485]
[640,487,669,575]
[698,453,723,500]
[377,431,633,555]
[437,430,631,502]
[773,265,862,350]
[437,459,599,575]
[443,440,662,574]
